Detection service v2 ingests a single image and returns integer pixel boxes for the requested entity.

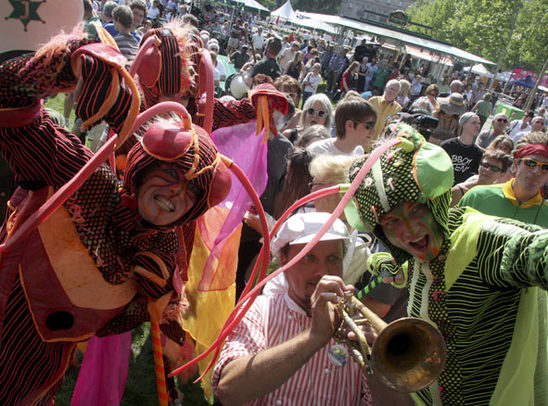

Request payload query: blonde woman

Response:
[397,79,411,109]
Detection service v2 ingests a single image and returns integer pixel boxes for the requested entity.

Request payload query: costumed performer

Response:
[345,124,548,405]
[0,26,231,405]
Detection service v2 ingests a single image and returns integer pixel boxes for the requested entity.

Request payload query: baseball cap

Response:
[271,212,350,257]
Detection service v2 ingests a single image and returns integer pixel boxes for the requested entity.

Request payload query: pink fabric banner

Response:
[71,332,132,406]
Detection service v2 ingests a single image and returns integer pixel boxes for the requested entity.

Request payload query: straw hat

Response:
[438,93,466,116]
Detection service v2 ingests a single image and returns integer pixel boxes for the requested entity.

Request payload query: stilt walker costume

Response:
[0,21,232,406]
[346,125,548,405]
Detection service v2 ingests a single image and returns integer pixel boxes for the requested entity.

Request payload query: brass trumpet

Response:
[334,292,446,393]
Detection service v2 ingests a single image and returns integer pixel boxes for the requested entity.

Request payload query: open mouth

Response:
[409,235,429,250]
[154,195,175,212]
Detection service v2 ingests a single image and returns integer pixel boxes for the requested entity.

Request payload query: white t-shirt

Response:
[512,129,531,143]
[507,119,530,139]
[215,60,226,80]
[302,72,321,93]
[252,33,264,50]
[307,138,364,157]
[148,6,160,20]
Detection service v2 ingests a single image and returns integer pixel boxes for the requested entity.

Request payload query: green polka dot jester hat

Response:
[345,124,454,265]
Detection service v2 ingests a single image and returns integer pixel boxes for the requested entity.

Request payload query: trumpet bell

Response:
[371,317,447,393]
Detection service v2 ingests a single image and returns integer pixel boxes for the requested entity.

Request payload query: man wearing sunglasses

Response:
[307,96,377,156]
[460,131,548,227]
[476,112,508,148]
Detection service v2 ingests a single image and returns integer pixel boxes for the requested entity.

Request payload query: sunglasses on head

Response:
[520,158,548,172]
[496,118,508,123]
[306,108,326,118]
[480,161,502,172]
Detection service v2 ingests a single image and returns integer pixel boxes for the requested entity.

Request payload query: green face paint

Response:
[380,202,444,261]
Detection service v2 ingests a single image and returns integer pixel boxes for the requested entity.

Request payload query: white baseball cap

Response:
[271,212,350,257]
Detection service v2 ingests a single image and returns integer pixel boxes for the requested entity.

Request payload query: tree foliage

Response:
[407,0,548,71]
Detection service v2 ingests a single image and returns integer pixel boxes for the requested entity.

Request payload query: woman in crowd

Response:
[285,51,305,81]
[472,92,493,129]
[341,61,360,94]
[295,124,331,148]
[300,62,322,107]
[283,93,332,143]
[274,75,303,136]
[409,83,440,116]
[273,147,314,219]
[397,79,412,110]
[309,154,355,220]
[486,134,514,155]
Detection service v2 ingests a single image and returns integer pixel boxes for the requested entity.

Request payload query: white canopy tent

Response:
[271,0,295,19]
[271,1,336,34]
[230,0,269,12]
[463,64,493,77]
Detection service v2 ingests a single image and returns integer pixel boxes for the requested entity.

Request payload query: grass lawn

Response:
[55,325,210,405]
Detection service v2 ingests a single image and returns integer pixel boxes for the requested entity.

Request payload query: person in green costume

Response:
[344,124,548,405]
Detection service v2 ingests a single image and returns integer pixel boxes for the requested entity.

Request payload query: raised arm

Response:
[215,276,349,406]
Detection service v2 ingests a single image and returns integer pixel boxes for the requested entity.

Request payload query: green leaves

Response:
[407,0,547,71]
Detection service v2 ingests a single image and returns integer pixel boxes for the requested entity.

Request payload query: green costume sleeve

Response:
[366,252,408,289]
[475,218,548,289]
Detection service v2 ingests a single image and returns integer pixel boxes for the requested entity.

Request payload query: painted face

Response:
[513,153,548,196]
[304,101,328,127]
[282,240,344,315]
[136,163,197,226]
[380,202,444,262]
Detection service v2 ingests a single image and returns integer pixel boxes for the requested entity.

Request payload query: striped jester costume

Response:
[347,125,548,405]
[0,32,231,404]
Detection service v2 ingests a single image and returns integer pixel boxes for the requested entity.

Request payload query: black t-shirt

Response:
[354,44,367,62]
[251,57,281,80]
[230,25,241,39]
[230,51,249,70]
[441,138,483,185]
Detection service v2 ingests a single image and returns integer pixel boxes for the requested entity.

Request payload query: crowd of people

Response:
[1,0,547,405]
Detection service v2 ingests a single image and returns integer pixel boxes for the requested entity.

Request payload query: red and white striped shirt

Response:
[211,291,372,405]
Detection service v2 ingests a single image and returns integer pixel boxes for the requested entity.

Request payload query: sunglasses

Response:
[520,158,548,172]
[306,108,326,118]
[354,120,376,130]
[480,161,502,172]
[496,118,508,123]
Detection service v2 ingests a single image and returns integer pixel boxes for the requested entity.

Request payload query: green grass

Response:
[44,94,76,129]
[55,325,210,405]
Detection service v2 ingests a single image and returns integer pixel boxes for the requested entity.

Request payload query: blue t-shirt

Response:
[104,23,142,43]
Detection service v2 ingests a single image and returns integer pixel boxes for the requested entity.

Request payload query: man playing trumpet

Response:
[212,212,374,405]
